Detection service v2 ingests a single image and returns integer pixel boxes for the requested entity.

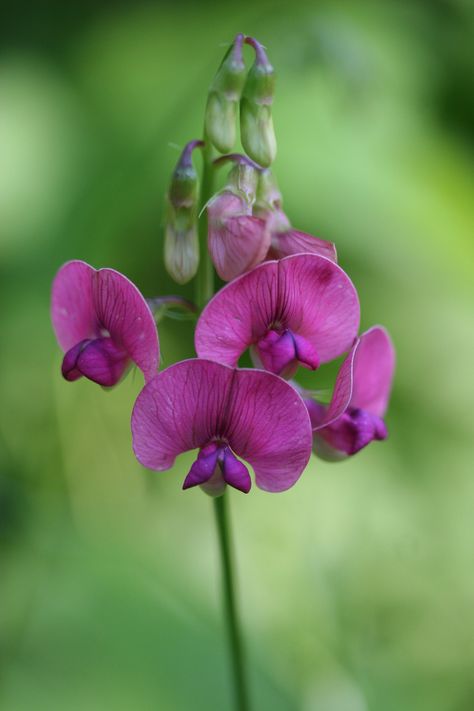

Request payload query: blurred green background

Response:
[1,1,474,709]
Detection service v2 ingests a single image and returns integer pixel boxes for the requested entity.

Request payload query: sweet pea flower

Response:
[254,169,337,262]
[207,155,270,282]
[305,326,395,460]
[51,260,159,387]
[131,359,312,494]
[195,253,360,379]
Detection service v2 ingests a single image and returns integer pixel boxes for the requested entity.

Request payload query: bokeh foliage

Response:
[1,1,474,709]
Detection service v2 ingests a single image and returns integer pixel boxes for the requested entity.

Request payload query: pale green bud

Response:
[240,102,276,168]
[164,208,199,285]
[205,34,246,154]
[256,168,282,210]
[164,140,203,284]
[205,92,239,154]
[227,160,259,204]
[240,37,277,167]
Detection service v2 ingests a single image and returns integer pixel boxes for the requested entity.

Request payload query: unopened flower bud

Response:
[164,140,203,285]
[256,168,282,210]
[217,153,260,204]
[240,37,276,167]
[254,169,291,232]
[205,34,246,154]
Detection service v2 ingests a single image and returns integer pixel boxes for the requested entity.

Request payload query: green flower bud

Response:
[240,38,277,168]
[164,140,203,285]
[205,34,246,154]
[256,168,282,210]
[214,153,261,205]
[205,92,239,154]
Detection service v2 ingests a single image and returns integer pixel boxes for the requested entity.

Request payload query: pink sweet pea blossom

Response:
[207,191,269,282]
[51,260,159,387]
[305,326,395,459]
[207,156,270,282]
[131,359,312,494]
[195,253,360,379]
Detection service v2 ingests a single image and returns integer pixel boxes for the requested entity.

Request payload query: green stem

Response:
[196,139,215,309]
[213,494,250,711]
[197,135,249,709]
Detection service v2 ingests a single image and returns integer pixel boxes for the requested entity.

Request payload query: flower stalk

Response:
[196,129,249,711]
[213,494,250,711]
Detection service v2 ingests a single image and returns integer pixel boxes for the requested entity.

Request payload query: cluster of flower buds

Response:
[51,35,395,497]
[204,34,276,167]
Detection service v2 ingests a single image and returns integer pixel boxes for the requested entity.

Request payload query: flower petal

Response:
[51,261,97,351]
[227,368,312,492]
[313,409,388,460]
[222,448,252,493]
[310,340,358,430]
[195,254,359,368]
[92,268,159,382]
[131,359,312,492]
[74,337,128,387]
[131,360,233,471]
[182,444,219,489]
[350,326,395,417]
[269,229,337,262]
[256,330,297,376]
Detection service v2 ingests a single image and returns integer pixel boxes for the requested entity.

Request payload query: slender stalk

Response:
[195,138,215,309]
[213,494,250,711]
[196,135,249,709]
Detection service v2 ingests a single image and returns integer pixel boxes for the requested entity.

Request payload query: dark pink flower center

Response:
[183,442,251,495]
[308,400,388,457]
[256,328,320,377]
[62,337,129,387]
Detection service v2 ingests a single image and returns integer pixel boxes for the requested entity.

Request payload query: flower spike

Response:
[131,359,312,494]
[195,253,360,378]
[51,261,159,386]
[306,326,395,459]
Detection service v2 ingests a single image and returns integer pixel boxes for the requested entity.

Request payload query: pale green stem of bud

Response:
[205,34,246,154]
[240,37,277,168]
[164,140,203,285]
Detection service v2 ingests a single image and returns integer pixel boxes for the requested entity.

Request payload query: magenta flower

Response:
[195,253,360,379]
[306,326,395,459]
[131,359,312,494]
[51,260,159,387]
